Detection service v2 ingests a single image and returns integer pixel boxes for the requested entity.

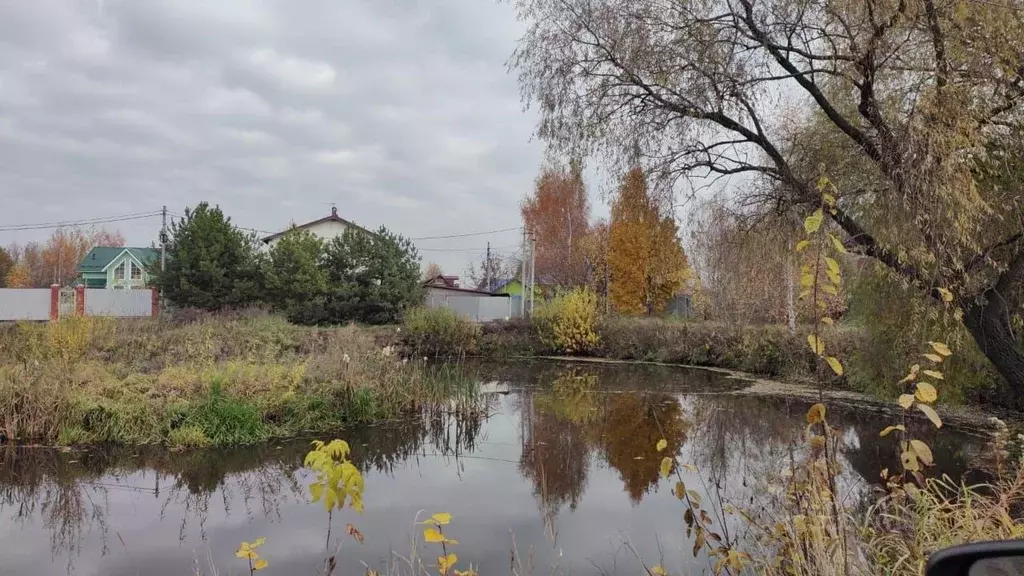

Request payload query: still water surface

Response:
[0,361,987,575]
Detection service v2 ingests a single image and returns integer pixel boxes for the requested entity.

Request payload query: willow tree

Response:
[512,0,1024,401]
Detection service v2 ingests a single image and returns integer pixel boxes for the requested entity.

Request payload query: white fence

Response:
[0,287,156,321]
[426,293,512,322]
[0,289,51,321]
[85,289,154,317]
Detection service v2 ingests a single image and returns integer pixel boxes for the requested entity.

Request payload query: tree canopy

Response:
[152,202,263,311]
[512,0,1024,400]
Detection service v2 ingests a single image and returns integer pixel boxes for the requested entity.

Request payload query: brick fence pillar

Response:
[151,288,160,317]
[75,285,85,317]
[49,284,60,321]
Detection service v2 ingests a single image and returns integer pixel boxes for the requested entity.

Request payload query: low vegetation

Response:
[0,311,453,447]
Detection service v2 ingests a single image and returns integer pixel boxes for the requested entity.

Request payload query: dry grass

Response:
[0,314,450,446]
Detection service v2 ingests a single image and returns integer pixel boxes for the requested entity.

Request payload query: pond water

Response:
[0,361,990,576]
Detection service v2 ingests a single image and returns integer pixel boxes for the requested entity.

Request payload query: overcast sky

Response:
[0,0,563,275]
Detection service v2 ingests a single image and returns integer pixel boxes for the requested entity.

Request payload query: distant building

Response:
[261,207,371,247]
[77,247,159,289]
[424,275,462,289]
[422,275,511,322]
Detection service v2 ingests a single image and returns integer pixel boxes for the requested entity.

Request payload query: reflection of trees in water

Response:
[0,396,493,569]
[519,372,597,532]
[518,368,691,518]
[598,392,689,503]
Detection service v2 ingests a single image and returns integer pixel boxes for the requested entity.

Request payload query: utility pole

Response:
[485,241,491,292]
[529,233,536,316]
[160,205,167,272]
[520,227,528,317]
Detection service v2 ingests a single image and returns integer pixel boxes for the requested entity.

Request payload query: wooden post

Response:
[75,285,85,317]
[151,288,160,317]
[49,284,60,321]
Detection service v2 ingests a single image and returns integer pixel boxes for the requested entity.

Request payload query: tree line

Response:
[151,203,422,325]
[514,161,690,315]
[0,228,125,288]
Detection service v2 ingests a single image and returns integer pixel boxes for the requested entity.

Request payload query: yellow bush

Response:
[533,287,600,354]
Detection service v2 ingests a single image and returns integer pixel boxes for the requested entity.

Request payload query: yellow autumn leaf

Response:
[424,528,445,543]
[429,513,452,526]
[929,342,952,356]
[660,456,673,478]
[796,240,810,252]
[898,394,915,409]
[915,382,937,403]
[807,334,824,355]
[823,192,836,207]
[822,284,838,295]
[923,353,944,363]
[879,425,905,437]
[438,553,458,575]
[656,438,668,452]
[825,356,843,376]
[650,566,668,576]
[901,450,920,472]
[936,288,954,303]
[821,317,834,326]
[675,481,685,500]
[922,370,944,380]
[898,365,920,383]
[828,233,846,253]
[253,559,269,571]
[918,403,943,428]
[682,463,697,473]
[806,403,826,424]
[825,257,840,275]
[686,489,702,505]
[804,209,824,234]
[910,439,934,466]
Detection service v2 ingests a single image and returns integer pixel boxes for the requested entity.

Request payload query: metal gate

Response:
[58,288,77,319]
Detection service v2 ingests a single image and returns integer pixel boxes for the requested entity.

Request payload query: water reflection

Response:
[0,361,989,575]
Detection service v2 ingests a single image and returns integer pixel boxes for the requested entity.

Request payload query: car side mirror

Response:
[928,541,1024,576]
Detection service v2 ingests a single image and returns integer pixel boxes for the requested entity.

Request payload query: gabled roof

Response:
[78,247,159,273]
[422,276,508,296]
[261,207,371,243]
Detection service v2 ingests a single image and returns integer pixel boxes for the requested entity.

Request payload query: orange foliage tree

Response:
[423,262,443,281]
[8,227,127,287]
[521,160,590,288]
[5,264,31,288]
[608,167,689,315]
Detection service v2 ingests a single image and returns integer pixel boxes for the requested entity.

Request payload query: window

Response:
[131,261,142,280]
[113,261,125,280]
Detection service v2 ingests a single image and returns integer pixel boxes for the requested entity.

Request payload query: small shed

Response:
[422,275,511,322]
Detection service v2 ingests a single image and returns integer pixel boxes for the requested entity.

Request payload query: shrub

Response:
[402,306,479,358]
[533,287,600,354]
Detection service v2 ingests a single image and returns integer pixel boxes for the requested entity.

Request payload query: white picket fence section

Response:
[85,289,154,317]
[0,289,52,321]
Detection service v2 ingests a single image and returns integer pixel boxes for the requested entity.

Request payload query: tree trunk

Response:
[962,299,1024,408]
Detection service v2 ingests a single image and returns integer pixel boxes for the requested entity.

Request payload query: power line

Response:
[417,245,519,253]
[410,226,521,241]
[0,211,162,232]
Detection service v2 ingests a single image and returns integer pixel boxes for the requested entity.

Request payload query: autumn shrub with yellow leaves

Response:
[532,287,600,354]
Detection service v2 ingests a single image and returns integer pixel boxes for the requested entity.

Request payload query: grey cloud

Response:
[0,0,542,275]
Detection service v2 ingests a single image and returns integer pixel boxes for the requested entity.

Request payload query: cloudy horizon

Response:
[0,0,572,276]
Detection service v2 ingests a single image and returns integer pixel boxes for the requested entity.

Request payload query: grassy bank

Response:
[405,309,858,385]
[0,311,470,447]
[403,306,1007,406]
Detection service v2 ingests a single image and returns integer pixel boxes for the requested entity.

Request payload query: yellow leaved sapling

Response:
[304,439,365,575]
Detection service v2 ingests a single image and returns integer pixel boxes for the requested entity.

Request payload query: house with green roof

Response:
[77,247,159,289]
